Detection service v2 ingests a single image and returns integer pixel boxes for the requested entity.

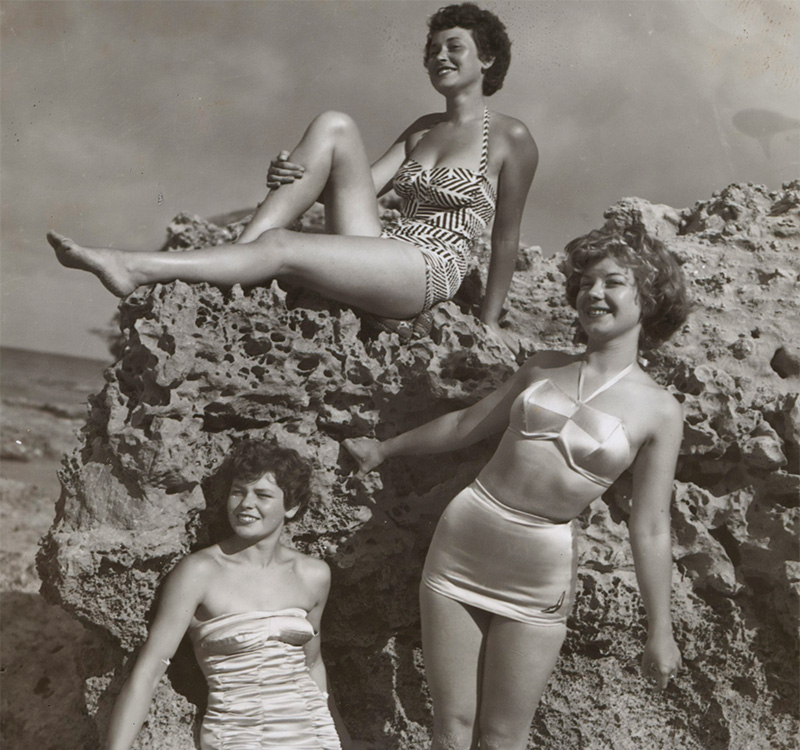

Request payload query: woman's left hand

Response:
[641,630,682,691]
[486,321,519,355]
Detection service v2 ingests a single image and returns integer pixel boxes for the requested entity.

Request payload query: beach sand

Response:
[0,347,109,749]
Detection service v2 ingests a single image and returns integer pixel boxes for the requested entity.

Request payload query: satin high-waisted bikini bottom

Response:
[422,480,578,625]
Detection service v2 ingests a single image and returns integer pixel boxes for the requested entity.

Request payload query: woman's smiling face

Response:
[226,471,295,540]
[426,27,487,94]
[576,257,643,343]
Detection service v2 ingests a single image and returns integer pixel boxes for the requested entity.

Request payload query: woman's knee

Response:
[479,723,530,750]
[255,228,323,280]
[432,714,476,750]
[310,110,358,140]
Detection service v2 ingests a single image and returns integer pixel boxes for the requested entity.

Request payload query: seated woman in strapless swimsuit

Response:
[105,439,363,750]
[344,227,691,750]
[48,3,537,347]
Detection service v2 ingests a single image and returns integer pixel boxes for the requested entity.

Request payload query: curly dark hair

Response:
[425,3,511,96]
[562,227,690,349]
[225,438,313,517]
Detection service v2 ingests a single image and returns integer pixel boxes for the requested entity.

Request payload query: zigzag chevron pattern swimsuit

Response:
[381,107,497,310]
[422,363,635,625]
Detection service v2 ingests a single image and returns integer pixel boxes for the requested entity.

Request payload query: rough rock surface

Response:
[38,182,799,748]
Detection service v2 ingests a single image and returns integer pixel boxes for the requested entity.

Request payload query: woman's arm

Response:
[344,356,543,474]
[303,561,361,749]
[370,138,410,198]
[481,120,538,339]
[267,114,440,199]
[370,113,443,196]
[105,555,208,750]
[628,392,684,691]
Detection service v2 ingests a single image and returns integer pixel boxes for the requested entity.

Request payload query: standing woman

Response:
[49,4,537,344]
[345,228,689,749]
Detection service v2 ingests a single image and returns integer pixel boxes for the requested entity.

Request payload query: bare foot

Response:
[47,231,139,297]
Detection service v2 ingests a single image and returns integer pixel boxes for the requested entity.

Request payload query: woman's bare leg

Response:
[48,227,427,317]
[237,110,382,242]
[478,618,566,750]
[420,586,489,750]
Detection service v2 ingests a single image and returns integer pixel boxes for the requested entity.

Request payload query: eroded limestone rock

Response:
[39,182,799,748]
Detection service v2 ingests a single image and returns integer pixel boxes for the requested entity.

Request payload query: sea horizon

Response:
[0,345,110,408]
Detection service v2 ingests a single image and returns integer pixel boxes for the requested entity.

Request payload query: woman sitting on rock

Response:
[344,227,689,750]
[105,439,361,750]
[49,3,537,346]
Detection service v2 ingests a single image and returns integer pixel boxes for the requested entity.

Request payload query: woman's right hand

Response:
[266,150,305,189]
[343,438,384,476]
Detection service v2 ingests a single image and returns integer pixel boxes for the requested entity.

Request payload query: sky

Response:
[1,0,797,361]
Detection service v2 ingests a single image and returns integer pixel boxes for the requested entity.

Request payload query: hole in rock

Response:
[243,339,271,357]
[297,355,321,372]
[300,319,321,339]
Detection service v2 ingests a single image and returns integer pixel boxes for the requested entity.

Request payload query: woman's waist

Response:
[203,659,313,699]
[478,443,606,521]
[382,217,474,248]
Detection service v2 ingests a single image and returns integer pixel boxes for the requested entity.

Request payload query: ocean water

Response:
[0,346,109,408]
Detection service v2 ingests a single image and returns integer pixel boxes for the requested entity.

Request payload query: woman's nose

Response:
[588,281,605,297]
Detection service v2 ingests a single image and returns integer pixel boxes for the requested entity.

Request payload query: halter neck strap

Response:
[479,107,490,176]
[577,362,635,403]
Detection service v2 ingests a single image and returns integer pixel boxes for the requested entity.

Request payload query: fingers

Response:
[266,150,305,189]
[647,662,679,691]
[342,439,369,476]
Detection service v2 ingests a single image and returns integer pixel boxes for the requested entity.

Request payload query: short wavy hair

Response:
[562,227,690,349]
[425,3,511,96]
[225,438,313,517]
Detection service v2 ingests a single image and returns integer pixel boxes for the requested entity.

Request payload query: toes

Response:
[47,231,71,251]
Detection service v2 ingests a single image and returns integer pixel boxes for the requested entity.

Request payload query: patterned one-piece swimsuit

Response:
[381,107,497,310]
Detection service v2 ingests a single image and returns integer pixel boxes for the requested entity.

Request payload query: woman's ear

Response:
[284,504,300,520]
[481,57,495,73]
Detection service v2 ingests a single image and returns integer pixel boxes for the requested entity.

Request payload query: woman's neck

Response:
[583,336,640,374]
[443,88,486,123]
[224,529,285,568]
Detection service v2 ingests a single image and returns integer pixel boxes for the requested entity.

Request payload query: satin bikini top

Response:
[507,363,635,488]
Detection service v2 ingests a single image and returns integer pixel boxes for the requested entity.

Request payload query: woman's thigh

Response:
[420,586,489,749]
[298,111,383,237]
[267,229,427,317]
[478,617,567,750]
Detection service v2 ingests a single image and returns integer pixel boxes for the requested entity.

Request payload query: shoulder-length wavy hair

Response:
[562,227,690,350]
[424,3,511,96]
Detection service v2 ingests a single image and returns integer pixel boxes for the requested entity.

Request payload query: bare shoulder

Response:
[172,546,219,577]
[630,373,683,434]
[160,547,220,603]
[490,112,538,156]
[285,548,331,592]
